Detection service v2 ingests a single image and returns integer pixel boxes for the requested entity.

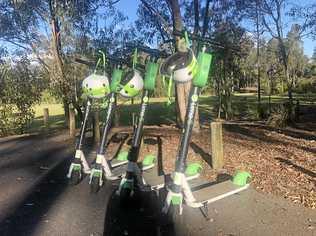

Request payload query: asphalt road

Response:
[0,132,173,236]
[0,131,315,236]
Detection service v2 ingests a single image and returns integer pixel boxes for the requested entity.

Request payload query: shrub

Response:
[0,57,46,136]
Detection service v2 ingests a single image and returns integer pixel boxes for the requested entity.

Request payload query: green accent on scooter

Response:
[144,62,159,91]
[185,163,202,177]
[193,52,213,88]
[82,86,110,98]
[232,171,251,186]
[122,180,133,190]
[117,151,129,161]
[92,169,102,177]
[73,164,81,171]
[171,195,182,205]
[142,154,156,167]
[111,68,123,92]
[122,83,141,97]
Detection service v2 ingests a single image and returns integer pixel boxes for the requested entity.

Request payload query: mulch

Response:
[106,122,316,209]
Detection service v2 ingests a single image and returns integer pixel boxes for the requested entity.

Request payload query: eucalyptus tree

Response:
[0,0,128,123]
[136,0,249,125]
[260,0,310,107]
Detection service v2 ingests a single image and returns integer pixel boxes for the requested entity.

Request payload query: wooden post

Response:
[43,108,49,128]
[69,104,76,137]
[93,109,100,144]
[211,121,224,170]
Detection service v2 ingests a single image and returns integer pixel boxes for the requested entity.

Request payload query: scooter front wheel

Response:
[167,205,185,236]
[69,169,81,185]
[90,175,101,193]
[120,186,132,199]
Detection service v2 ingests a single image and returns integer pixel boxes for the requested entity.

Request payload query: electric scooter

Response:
[161,31,251,220]
[67,51,111,184]
[88,48,160,192]
[116,45,205,201]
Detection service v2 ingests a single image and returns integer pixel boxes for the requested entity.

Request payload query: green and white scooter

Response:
[116,45,203,201]
[89,48,158,192]
[89,57,143,192]
[67,51,110,184]
[161,31,251,219]
[115,46,162,199]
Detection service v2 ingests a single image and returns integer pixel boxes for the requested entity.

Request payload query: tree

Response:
[312,47,316,63]
[136,0,248,126]
[261,0,308,107]
[243,0,266,117]
[0,0,129,125]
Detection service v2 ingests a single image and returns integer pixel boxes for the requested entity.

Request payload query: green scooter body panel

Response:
[232,171,251,186]
[185,163,202,176]
[193,52,213,88]
[144,62,158,91]
[117,151,128,161]
[111,69,123,92]
[142,154,156,167]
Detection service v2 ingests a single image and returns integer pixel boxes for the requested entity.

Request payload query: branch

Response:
[262,16,277,38]
[193,0,200,35]
[140,0,173,35]
[104,0,120,7]
[30,43,50,72]
[1,38,30,50]
[202,0,211,37]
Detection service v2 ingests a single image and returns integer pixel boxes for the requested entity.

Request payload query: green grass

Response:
[27,93,316,133]
[34,103,64,117]
[27,103,65,133]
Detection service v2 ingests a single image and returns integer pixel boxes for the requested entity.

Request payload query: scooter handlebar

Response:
[124,43,169,58]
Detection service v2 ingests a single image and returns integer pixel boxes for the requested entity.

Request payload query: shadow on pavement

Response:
[103,187,176,236]
[0,155,71,236]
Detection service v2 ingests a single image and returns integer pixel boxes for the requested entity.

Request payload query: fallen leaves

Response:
[106,123,316,209]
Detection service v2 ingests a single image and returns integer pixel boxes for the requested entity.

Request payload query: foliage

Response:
[0,57,47,135]
[267,102,292,128]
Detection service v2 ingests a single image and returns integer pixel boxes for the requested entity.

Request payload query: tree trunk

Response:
[63,99,69,127]
[256,0,262,118]
[72,99,83,122]
[167,0,200,131]
[69,104,76,137]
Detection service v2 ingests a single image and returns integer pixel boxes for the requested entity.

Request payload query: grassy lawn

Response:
[27,93,316,133]
[27,104,66,133]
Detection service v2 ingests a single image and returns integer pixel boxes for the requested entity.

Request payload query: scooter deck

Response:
[189,180,249,204]
[110,163,127,177]
[143,166,202,190]
[109,162,157,179]
[142,166,165,189]
[110,158,128,168]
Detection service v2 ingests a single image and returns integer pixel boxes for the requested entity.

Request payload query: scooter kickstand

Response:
[199,202,210,220]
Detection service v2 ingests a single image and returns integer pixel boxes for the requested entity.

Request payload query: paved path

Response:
[0,132,315,236]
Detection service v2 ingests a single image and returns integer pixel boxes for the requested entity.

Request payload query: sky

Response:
[1,0,314,57]
[116,0,315,57]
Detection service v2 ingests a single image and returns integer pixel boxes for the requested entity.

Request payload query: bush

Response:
[0,104,34,135]
[266,102,292,128]
[0,57,46,136]
[295,78,316,94]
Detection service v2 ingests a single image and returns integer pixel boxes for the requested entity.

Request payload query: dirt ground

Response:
[106,120,316,210]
